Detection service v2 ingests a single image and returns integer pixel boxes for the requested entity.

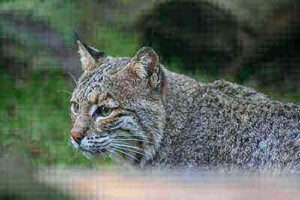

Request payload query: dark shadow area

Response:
[137,1,253,76]
[137,0,299,102]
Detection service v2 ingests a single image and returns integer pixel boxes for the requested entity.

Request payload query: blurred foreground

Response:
[1,154,300,200]
[40,168,300,200]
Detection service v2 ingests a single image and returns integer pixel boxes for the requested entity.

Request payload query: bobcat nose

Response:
[71,121,87,145]
[71,133,84,144]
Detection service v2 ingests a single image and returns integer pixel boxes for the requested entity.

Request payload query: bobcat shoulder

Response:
[70,34,300,172]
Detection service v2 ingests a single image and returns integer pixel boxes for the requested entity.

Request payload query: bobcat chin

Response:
[70,33,300,172]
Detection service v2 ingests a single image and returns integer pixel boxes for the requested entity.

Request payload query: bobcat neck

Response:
[163,68,202,138]
[141,68,203,167]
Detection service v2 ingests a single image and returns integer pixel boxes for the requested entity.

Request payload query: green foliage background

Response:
[0,0,298,167]
[0,0,140,166]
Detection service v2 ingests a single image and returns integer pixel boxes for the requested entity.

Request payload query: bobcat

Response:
[70,33,300,172]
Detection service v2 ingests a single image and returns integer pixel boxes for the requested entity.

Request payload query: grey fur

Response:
[71,45,300,173]
[146,71,300,172]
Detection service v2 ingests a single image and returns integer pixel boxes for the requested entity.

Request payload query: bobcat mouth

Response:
[71,131,149,162]
[71,134,111,157]
[70,136,80,149]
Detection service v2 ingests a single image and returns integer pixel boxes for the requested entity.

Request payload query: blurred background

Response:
[0,0,299,199]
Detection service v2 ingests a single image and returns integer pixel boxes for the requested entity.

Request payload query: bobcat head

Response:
[70,33,167,166]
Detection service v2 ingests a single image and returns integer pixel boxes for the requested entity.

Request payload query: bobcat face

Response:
[70,33,167,165]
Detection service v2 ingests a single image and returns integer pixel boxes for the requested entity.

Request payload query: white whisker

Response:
[112,142,144,152]
[57,90,72,95]
[113,138,153,144]
[106,149,121,161]
[133,134,152,140]
[109,147,139,161]
[113,132,152,140]
[67,72,78,86]
[112,145,149,158]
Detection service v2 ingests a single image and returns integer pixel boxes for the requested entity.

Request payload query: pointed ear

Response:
[130,47,161,88]
[74,31,106,72]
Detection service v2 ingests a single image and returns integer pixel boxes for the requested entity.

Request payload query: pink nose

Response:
[71,133,84,144]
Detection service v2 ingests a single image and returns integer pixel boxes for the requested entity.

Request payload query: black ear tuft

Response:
[74,31,106,60]
[74,31,107,72]
[74,30,82,43]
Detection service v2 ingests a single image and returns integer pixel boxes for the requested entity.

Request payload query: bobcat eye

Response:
[71,102,79,115]
[101,106,113,117]
[91,105,113,119]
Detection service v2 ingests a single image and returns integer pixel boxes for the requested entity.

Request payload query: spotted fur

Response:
[70,38,300,172]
